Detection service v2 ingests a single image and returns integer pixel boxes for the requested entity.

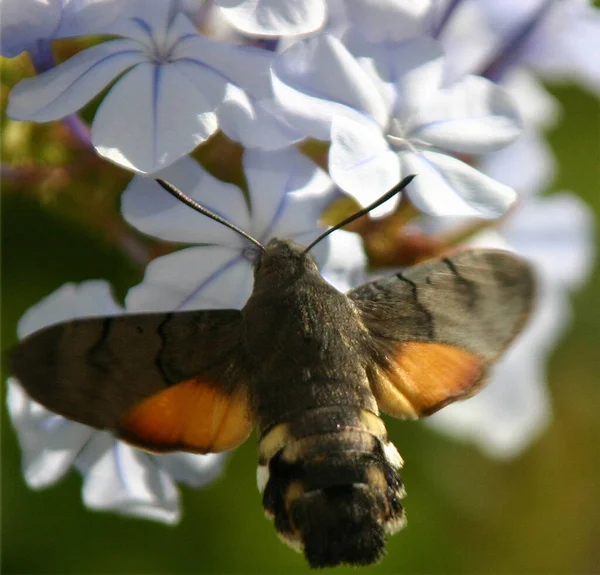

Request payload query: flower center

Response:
[386,118,412,151]
[145,36,176,64]
[130,17,179,64]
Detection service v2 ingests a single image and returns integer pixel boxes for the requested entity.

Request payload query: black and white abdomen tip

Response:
[256,407,406,568]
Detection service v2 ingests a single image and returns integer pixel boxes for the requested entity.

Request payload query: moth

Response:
[11,175,535,568]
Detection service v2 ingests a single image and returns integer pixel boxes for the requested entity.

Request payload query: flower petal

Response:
[399,149,516,218]
[329,114,400,215]
[437,1,498,81]
[155,452,227,488]
[320,230,368,293]
[1,0,130,57]
[271,35,389,139]
[92,61,220,173]
[175,33,294,149]
[217,0,326,36]
[502,193,595,290]
[501,69,560,130]
[121,156,250,247]
[539,2,600,94]
[344,0,433,43]
[108,1,172,42]
[409,75,522,154]
[55,0,134,38]
[7,379,93,489]
[476,0,543,38]
[7,39,143,122]
[76,434,180,524]
[482,0,600,94]
[174,33,274,100]
[388,36,445,114]
[126,246,253,311]
[479,129,555,195]
[217,85,303,150]
[243,148,335,242]
[0,0,61,57]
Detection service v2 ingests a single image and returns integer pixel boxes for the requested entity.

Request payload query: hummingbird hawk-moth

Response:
[11,176,535,568]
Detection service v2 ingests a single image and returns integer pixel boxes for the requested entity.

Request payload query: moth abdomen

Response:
[257,407,405,568]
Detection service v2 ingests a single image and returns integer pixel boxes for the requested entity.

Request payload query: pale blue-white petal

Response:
[479,129,555,196]
[108,1,173,43]
[339,32,397,114]
[176,32,294,149]
[121,156,249,247]
[55,0,134,38]
[437,1,498,82]
[501,193,595,290]
[174,32,273,99]
[399,149,516,218]
[0,0,130,57]
[217,85,303,150]
[528,1,600,94]
[217,0,326,36]
[388,36,445,116]
[320,230,368,293]
[501,69,560,130]
[0,0,62,57]
[329,114,401,216]
[243,148,334,241]
[408,75,522,154]
[155,452,227,488]
[478,0,600,93]
[126,246,254,311]
[7,379,93,489]
[7,39,144,122]
[76,434,180,524]
[344,0,433,43]
[17,280,122,338]
[272,35,390,139]
[92,62,219,173]
[476,0,543,38]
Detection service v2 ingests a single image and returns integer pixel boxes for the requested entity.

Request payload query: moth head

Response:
[152,175,415,292]
[254,238,320,284]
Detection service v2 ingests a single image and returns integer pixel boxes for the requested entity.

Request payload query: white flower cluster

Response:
[2,0,597,522]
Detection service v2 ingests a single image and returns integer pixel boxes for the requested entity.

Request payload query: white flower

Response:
[440,13,563,197]
[217,0,327,36]
[439,0,600,94]
[6,1,275,173]
[7,280,225,523]
[0,0,130,58]
[322,0,436,43]
[340,0,434,43]
[121,147,362,310]
[478,0,600,94]
[427,192,595,458]
[478,70,560,196]
[271,35,522,217]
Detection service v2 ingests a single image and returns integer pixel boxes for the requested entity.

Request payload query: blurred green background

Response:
[2,60,599,573]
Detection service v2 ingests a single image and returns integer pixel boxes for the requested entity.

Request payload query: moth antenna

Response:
[155,179,265,252]
[303,174,416,254]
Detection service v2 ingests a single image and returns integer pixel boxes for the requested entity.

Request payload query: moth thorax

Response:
[257,407,406,568]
